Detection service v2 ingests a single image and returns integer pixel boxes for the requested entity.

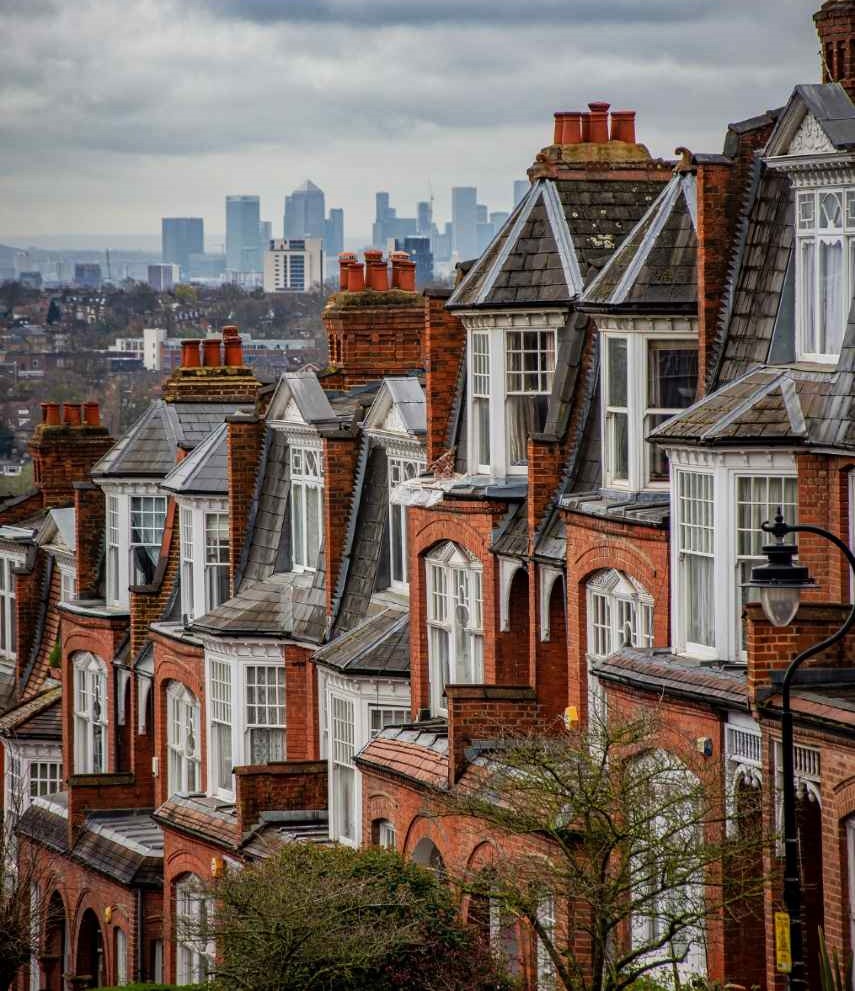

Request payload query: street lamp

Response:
[748,511,855,989]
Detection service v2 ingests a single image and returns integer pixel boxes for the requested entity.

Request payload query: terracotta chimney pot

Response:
[363,249,383,264]
[42,402,60,426]
[63,403,82,427]
[222,324,240,341]
[224,336,244,367]
[580,112,592,142]
[346,263,365,292]
[181,339,201,368]
[610,110,637,144]
[366,257,389,292]
[202,339,222,367]
[558,111,582,145]
[83,402,100,427]
[338,252,358,290]
[394,260,417,292]
[588,102,610,143]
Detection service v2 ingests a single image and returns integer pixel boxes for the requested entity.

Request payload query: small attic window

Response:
[796,187,855,361]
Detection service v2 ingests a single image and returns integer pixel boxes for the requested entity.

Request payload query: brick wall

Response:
[322,430,360,618]
[74,481,105,597]
[234,760,328,833]
[28,422,113,510]
[446,684,540,785]
[160,366,261,404]
[815,1,855,100]
[14,551,44,687]
[284,643,319,761]
[424,291,465,465]
[226,412,264,592]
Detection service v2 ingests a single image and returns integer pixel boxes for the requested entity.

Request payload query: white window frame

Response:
[670,452,798,662]
[601,330,699,492]
[376,818,396,850]
[245,664,286,764]
[178,500,230,622]
[369,706,409,738]
[586,569,654,661]
[331,694,357,845]
[795,187,855,363]
[289,442,324,572]
[426,542,484,717]
[103,484,167,610]
[166,682,201,796]
[58,564,76,604]
[536,895,557,990]
[29,759,62,799]
[0,555,20,659]
[73,653,108,773]
[175,876,214,985]
[114,927,128,986]
[388,454,425,589]
[129,493,167,586]
[205,644,287,801]
[464,313,561,477]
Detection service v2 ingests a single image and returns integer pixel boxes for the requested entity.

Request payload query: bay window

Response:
[466,317,559,476]
[331,695,356,843]
[130,495,167,585]
[204,513,229,609]
[73,653,107,773]
[426,542,484,715]
[602,332,698,491]
[104,489,166,608]
[209,658,233,797]
[0,556,18,658]
[796,188,855,360]
[245,665,286,763]
[180,505,230,622]
[671,454,798,661]
[388,455,425,588]
[180,508,195,619]
[167,683,201,796]
[107,494,120,604]
[369,706,409,738]
[586,570,654,660]
[290,444,323,570]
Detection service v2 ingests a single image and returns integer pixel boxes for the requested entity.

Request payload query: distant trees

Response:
[183,844,511,991]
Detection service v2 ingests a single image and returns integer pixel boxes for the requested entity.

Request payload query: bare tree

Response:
[447,711,764,991]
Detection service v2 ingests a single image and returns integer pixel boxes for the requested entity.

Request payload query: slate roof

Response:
[356,722,449,789]
[93,401,245,479]
[153,794,238,848]
[593,647,748,709]
[765,82,855,155]
[17,795,163,887]
[448,177,666,309]
[381,378,427,435]
[492,502,529,558]
[191,573,312,637]
[161,422,228,495]
[314,607,409,677]
[0,686,61,739]
[266,372,339,427]
[241,810,331,859]
[561,491,671,527]
[581,171,698,312]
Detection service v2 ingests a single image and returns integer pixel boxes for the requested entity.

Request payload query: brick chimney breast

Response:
[815,0,855,100]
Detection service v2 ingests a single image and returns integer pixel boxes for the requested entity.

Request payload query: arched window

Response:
[166,683,201,796]
[175,875,214,985]
[411,837,445,876]
[114,927,128,986]
[73,653,107,773]
[586,569,653,660]
[372,818,396,850]
[425,543,484,716]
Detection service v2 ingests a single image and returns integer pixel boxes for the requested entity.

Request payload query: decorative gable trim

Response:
[282,397,306,425]
[541,180,584,296]
[789,113,837,156]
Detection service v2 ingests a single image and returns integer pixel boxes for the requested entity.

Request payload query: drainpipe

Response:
[136,888,144,982]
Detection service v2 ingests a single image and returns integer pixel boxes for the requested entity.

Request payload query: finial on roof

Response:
[674,147,695,174]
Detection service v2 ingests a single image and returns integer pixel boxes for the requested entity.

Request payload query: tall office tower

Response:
[226,195,262,273]
[74,263,102,289]
[162,218,204,276]
[259,220,272,247]
[476,222,496,254]
[490,211,510,230]
[476,204,488,224]
[376,192,392,223]
[513,179,529,205]
[263,238,324,293]
[417,200,432,235]
[402,236,433,286]
[324,208,344,258]
[372,192,417,248]
[284,180,326,239]
[451,186,478,260]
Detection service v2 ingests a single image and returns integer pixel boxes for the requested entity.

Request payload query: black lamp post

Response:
[748,512,855,989]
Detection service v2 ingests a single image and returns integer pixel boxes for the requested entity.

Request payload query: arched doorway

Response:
[411,837,445,876]
[75,909,104,989]
[42,892,66,991]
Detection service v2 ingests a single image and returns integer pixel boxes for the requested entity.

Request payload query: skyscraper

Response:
[451,186,478,260]
[284,180,326,240]
[162,218,203,277]
[325,208,344,258]
[417,201,433,236]
[372,192,418,248]
[513,179,529,205]
[226,195,261,273]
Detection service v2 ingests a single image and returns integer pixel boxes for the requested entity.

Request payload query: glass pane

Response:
[607,338,628,407]
[647,342,698,408]
[686,554,715,647]
[802,240,816,353]
[819,239,844,354]
[292,484,304,566]
[645,413,672,482]
[609,412,629,481]
[506,395,546,467]
[820,191,843,230]
[476,397,490,467]
[307,486,321,564]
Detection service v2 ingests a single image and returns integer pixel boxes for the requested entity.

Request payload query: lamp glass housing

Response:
[759,585,801,628]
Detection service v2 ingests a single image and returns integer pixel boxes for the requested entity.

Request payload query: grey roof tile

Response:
[161,422,228,495]
[314,607,410,676]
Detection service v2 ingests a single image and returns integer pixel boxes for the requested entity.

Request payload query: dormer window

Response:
[602,332,697,491]
[796,188,855,360]
[466,317,559,477]
[388,454,425,588]
[73,653,107,773]
[290,443,323,571]
[180,505,229,622]
[0,556,19,659]
[104,487,167,609]
[425,542,484,716]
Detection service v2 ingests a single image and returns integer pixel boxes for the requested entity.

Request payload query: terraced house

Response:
[6,3,855,990]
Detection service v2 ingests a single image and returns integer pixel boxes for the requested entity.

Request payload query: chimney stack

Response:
[390,252,417,291]
[815,1,855,101]
[202,338,222,367]
[63,403,82,427]
[553,111,583,145]
[83,402,101,427]
[580,112,592,142]
[364,250,389,291]
[338,252,358,290]
[610,110,637,144]
[588,102,610,143]
[180,340,201,368]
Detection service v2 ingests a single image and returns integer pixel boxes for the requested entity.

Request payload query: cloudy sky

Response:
[0,0,823,246]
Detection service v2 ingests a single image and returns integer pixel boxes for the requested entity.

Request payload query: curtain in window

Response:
[506,395,544,467]
[820,239,844,354]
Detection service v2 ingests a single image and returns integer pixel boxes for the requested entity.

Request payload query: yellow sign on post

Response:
[775,911,792,973]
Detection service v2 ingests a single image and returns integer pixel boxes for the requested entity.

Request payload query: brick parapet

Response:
[160,366,261,404]
[234,760,328,834]
[28,424,114,510]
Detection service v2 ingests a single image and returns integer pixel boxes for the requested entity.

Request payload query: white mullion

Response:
[492,327,507,477]
[194,508,207,621]
[628,335,644,492]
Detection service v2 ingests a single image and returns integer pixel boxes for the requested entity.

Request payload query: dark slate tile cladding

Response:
[242,428,290,583]
[291,544,327,643]
[716,167,793,386]
[628,191,697,306]
[492,502,528,557]
[315,608,410,676]
[334,444,389,635]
